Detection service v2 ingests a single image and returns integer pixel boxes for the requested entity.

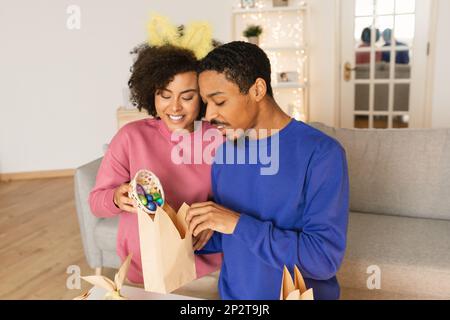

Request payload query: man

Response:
[381,28,410,65]
[186,41,349,300]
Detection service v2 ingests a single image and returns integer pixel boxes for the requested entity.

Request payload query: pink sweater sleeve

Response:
[88,128,131,218]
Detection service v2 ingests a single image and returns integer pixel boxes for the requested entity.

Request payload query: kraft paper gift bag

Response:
[74,254,132,300]
[129,169,196,294]
[137,202,197,294]
[280,265,314,300]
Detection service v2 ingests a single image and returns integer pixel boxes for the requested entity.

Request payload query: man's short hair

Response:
[198,41,273,97]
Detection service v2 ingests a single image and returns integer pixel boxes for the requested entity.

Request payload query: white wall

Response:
[430,0,450,128]
[308,0,340,127]
[0,0,234,174]
[1,0,449,174]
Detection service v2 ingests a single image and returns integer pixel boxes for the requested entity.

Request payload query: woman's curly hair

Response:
[128,44,205,118]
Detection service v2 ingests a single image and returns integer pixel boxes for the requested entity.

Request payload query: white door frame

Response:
[338,0,436,129]
[423,0,439,128]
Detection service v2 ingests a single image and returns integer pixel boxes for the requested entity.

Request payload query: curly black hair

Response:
[128,44,206,118]
[198,41,273,98]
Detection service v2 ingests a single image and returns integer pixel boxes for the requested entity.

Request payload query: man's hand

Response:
[186,201,240,236]
[192,229,214,251]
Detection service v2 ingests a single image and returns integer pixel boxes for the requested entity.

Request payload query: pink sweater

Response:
[88,118,222,283]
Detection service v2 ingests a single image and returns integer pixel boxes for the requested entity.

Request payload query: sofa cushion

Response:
[94,216,119,252]
[309,122,450,220]
[74,157,104,268]
[337,211,450,298]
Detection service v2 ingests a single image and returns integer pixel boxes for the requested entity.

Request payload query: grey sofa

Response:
[74,158,121,270]
[74,123,450,299]
[309,122,450,299]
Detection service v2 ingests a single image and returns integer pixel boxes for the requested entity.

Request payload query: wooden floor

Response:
[0,177,114,299]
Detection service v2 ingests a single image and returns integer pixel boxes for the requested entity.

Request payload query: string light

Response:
[234,0,308,120]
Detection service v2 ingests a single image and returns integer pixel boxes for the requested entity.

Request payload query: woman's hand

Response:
[192,229,214,251]
[113,183,137,214]
[186,201,240,236]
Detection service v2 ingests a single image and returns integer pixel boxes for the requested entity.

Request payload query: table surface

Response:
[85,271,220,300]
[85,285,202,300]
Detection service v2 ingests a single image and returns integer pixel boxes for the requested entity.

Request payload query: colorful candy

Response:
[135,183,164,211]
[138,194,148,206]
[152,192,161,201]
[146,201,157,211]
[136,184,146,195]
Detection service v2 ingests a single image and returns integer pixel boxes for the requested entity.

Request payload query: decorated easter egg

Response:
[152,192,161,200]
[146,201,157,211]
[131,169,165,214]
[136,184,146,195]
[138,194,148,206]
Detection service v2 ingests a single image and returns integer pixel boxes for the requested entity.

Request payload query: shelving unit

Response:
[273,82,306,89]
[261,45,306,51]
[232,0,310,121]
[232,4,306,14]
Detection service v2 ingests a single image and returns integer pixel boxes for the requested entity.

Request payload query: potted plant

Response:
[241,0,256,8]
[243,25,263,45]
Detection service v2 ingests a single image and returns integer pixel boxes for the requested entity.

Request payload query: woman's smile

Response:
[167,114,185,122]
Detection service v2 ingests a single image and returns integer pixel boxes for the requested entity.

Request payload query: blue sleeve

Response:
[398,50,410,64]
[195,231,223,254]
[231,142,350,280]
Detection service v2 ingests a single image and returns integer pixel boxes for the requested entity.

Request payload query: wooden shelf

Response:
[272,82,307,89]
[231,1,310,121]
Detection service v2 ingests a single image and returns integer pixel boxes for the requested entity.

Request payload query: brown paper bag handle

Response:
[281,265,313,300]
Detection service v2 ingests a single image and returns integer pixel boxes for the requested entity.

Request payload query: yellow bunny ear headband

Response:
[147,13,214,59]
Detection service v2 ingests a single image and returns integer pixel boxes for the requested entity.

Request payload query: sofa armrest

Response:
[74,157,103,268]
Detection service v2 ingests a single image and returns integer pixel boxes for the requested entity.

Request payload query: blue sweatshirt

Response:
[197,120,349,300]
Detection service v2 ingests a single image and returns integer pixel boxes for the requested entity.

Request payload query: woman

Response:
[88,44,222,284]
[356,27,382,64]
